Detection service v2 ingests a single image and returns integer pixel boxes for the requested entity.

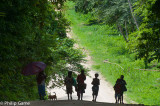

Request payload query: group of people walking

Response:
[64,69,100,102]
[64,69,127,104]
[36,69,127,104]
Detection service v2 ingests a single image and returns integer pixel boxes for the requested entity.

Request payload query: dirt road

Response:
[29,31,141,106]
[46,31,123,103]
[47,70,116,103]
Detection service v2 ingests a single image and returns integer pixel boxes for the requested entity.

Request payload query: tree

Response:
[73,0,160,68]
[128,0,160,68]
[74,0,139,42]
[0,0,85,101]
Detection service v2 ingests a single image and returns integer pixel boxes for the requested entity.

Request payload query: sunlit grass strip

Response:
[64,1,160,105]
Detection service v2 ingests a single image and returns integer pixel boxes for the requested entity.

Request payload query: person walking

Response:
[77,69,86,100]
[64,71,74,100]
[114,75,127,104]
[114,79,122,103]
[36,71,46,100]
[91,73,100,102]
[119,75,127,104]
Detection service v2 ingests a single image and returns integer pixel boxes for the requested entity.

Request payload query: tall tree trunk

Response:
[144,56,148,69]
[125,21,128,39]
[128,0,139,31]
[118,24,128,42]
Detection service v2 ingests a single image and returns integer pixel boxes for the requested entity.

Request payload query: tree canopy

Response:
[0,0,84,101]
[74,0,160,68]
[128,0,160,68]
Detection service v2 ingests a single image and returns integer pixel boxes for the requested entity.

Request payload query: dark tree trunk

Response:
[128,0,139,31]
[125,21,128,39]
[118,24,128,42]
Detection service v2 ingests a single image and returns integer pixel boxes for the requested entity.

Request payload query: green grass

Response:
[64,1,160,105]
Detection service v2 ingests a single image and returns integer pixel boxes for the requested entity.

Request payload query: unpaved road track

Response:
[29,31,140,106]
[46,31,124,103]
[47,70,116,103]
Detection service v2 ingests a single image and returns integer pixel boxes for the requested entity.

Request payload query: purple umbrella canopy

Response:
[22,62,46,76]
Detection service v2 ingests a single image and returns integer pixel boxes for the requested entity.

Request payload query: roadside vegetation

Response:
[0,0,84,101]
[64,1,160,105]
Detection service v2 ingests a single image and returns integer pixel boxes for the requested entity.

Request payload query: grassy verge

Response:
[64,1,160,105]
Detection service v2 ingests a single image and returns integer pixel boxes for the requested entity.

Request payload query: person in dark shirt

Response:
[91,73,100,102]
[64,71,74,100]
[114,75,127,104]
[77,69,86,100]
[119,75,127,104]
[36,71,46,100]
[114,79,122,103]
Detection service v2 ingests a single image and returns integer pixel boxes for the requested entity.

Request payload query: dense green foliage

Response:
[0,0,84,101]
[75,0,138,42]
[74,0,160,68]
[64,1,160,105]
[129,0,160,68]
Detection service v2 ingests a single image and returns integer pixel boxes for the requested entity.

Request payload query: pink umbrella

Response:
[22,62,46,76]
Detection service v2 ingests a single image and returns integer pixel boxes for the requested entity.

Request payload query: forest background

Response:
[64,0,160,105]
[0,0,160,105]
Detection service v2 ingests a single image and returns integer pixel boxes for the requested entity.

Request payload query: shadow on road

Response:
[30,100,145,106]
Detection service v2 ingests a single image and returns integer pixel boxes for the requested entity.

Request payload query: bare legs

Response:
[121,94,124,104]
[118,96,121,104]
[115,94,122,104]
[81,93,83,100]
[67,93,72,100]
[92,95,97,102]
[77,92,83,100]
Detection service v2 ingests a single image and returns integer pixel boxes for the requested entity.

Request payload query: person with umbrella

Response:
[22,62,47,100]
[36,71,46,100]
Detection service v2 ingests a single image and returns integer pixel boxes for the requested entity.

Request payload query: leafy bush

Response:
[0,0,85,101]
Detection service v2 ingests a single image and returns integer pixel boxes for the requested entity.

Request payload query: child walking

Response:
[114,79,122,103]
[91,73,100,102]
